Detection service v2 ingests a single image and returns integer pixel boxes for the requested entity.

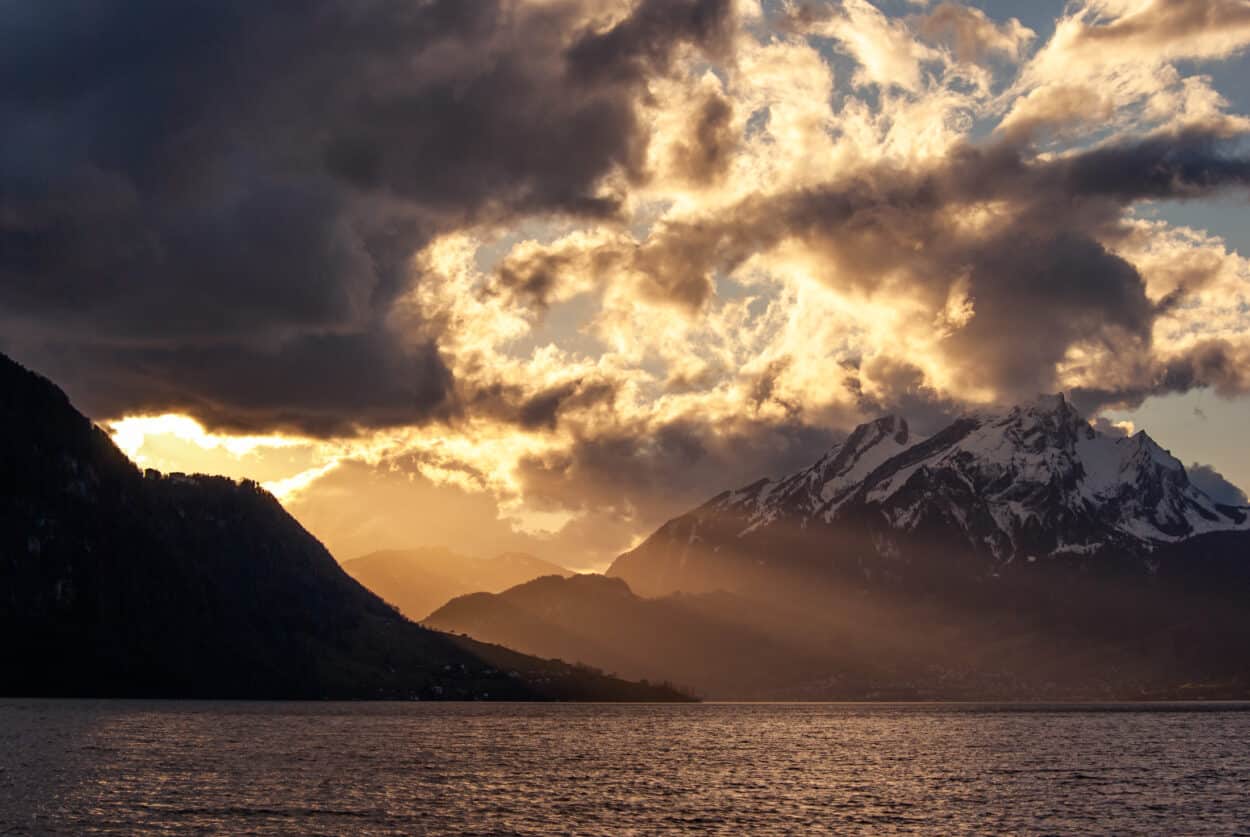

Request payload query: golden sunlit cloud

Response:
[109,414,306,463]
[260,460,344,502]
[107,414,340,500]
[77,0,1250,568]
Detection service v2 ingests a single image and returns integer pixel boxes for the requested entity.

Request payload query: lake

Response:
[2,700,1249,835]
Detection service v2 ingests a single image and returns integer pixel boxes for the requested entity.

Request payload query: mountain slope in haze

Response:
[343,548,570,621]
[425,564,1250,700]
[0,353,685,701]
[425,574,839,697]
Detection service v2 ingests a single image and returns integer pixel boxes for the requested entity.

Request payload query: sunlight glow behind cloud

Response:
[46,0,1250,565]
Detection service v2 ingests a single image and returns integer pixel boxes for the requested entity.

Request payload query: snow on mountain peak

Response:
[816,415,914,501]
[712,394,1248,560]
[711,413,919,532]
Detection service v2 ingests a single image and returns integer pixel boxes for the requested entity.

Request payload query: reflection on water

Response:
[2,701,1249,835]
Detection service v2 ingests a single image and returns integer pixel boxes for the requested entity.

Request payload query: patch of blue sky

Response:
[953,0,1064,42]
[505,289,607,360]
[470,217,581,274]
[1106,390,1250,494]
[1141,196,1250,258]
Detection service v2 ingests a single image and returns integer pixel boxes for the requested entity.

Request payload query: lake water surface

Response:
[2,700,1249,835]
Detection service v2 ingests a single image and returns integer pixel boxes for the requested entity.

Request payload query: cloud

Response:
[794,0,942,92]
[1070,0,1250,64]
[540,129,1250,405]
[566,0,735,84]
[1003,0,1250,144]
[8,0,1250,564]
[1092,416,1135,437]
[915,2,1035,65]
[1069,339,1250,415]
[1188,462,1250,506]
[0,0,734,434]
[281,458,579,565]
[512,414,840,526]
[35,332,455,437]
[668,90,739,185]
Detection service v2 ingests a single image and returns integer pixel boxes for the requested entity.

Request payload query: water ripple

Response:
[1,701,1249,835]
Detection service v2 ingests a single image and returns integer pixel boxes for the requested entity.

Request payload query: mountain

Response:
[343,548,570,621]
[0,352,685,701]
[594,395,1250,698]
[425,574,838,697]
[611,396,1250,597]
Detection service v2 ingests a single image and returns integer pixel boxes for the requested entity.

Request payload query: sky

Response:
[4,0,1250,571]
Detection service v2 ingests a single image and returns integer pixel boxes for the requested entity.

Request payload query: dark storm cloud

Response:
[941,232,1154,398]
[1070,339,1250,416]
[460,377,620,432]
[31,333,454,437]
[0,0,733,433]
[750,358,797,414]
[493,238,628,310]
[566,0,734,84]
[514,416,841,524]
[671,92,737,185]
[849,356,965,436]
[1057,131,1250,200]
[517,380,619,431]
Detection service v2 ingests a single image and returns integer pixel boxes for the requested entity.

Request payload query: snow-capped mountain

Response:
[609,394,1250,597]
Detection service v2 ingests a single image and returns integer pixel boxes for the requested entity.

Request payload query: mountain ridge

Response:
[342,547,571,622]
[425,574,836,698]
[610,393,1249,597]
[0,352,685,701]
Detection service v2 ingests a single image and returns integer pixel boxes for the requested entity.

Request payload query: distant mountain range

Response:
[0,352,684,701]
[343,548,570,622]
[432,396,1250,699]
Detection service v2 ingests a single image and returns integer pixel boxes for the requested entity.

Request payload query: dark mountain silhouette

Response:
[434,397,1250,699]
[344,548,570,621]
[0,353,685,701]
